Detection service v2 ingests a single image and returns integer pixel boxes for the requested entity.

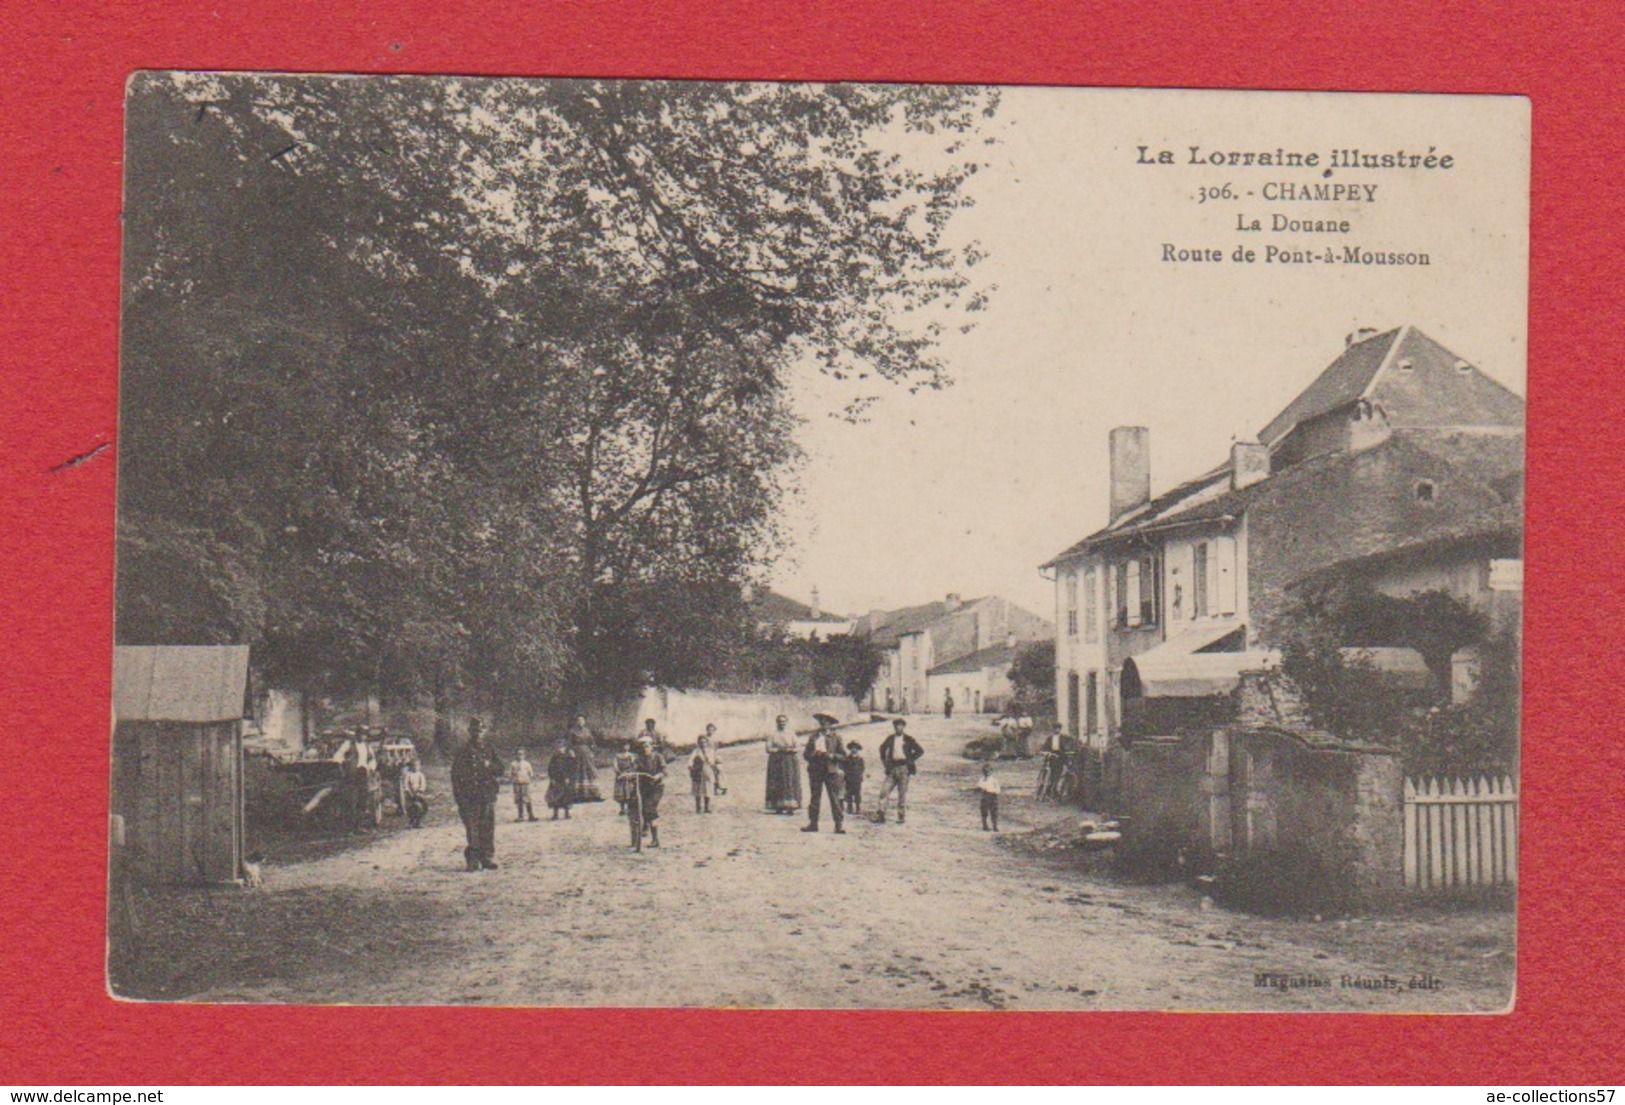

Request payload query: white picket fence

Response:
[1403,775,1518,890]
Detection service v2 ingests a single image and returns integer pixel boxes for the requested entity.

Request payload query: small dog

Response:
[241,850,265,889]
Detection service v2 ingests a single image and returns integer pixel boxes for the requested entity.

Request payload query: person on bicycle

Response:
[1037,729,1066,800]
[629,735,666,848]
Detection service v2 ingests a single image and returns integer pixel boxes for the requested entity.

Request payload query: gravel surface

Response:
[110,715,1514,1011]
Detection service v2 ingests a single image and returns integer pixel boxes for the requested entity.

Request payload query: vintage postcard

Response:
[109,74,1527,1012]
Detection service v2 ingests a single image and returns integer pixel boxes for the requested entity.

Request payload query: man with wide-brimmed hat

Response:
[801,712,848,834]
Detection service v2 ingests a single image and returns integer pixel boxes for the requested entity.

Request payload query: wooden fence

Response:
[1403,775,1518,890]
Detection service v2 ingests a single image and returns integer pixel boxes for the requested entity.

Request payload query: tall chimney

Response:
[1109,426,1151,523]
[1231,441,1270,490]
[944,592,962,613]
[809,587,821,619]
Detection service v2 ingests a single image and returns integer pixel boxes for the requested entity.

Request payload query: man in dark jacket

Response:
[451,718,506,870]
[872,718,925,824]
[801,713,848,834]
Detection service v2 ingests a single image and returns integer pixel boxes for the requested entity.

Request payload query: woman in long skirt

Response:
[763,713,802,814]
[567,714,604,803]
[689,726,721,813]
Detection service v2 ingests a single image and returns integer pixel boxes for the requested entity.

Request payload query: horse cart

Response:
[271,729,385,830]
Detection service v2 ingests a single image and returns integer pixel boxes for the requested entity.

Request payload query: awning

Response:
[1123,619,1278,698]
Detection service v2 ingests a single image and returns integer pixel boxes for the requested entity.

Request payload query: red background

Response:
[1,0,1621,1085]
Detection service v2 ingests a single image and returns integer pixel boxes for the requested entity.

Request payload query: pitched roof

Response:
[854,597,991,648]
[1044,430,1522,566]
[749,588,847,624]
[113,645,250,724]
[927,642,1018,677]
[1258,327,1403,446]
[1044,326,1526,570]
[1258,326,1525,446]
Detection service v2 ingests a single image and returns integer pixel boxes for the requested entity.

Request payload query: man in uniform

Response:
[873,717,925,824]
[451,718,505,870]
[801,712,848,834]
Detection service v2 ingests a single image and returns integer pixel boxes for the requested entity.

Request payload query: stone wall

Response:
[1113,726,1404,902]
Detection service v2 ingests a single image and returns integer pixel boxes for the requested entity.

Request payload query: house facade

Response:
[1044,325,1525,746]
[925,641,1021,717]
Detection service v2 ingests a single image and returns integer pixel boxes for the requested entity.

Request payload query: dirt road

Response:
[119,715,1513,1011]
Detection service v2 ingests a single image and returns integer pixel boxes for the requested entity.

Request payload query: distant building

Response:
[747,586,854,639]
[926,639,1023,717]
[855,593,1052,713]
[1043,325,1524,746]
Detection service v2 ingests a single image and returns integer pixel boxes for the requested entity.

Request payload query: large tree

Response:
[117,72,998,706]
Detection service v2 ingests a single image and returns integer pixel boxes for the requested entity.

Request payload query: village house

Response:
[855,594,1051,714]
[925,638,1024,717]
[746,585,855,640]
[1043,325,1525,748]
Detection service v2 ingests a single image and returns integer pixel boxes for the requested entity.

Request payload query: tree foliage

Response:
[1009,639,1057,716]
[115,73,998,707]
[1266,578,1517,774]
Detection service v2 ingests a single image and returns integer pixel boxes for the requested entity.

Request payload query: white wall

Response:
[584,687,862,750]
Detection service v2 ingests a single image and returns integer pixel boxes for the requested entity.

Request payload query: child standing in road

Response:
[843,741,866,814]
[402,758,429,828]
[975,761,1001,832]
[511,748,538,822]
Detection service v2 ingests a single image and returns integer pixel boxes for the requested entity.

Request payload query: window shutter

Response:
[1126,559,1142,627]
[1216,534,1238,616]
[1084,567,1099,642]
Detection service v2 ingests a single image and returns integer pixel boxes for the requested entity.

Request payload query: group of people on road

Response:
[792,713,924,834]
[447,709,942,870]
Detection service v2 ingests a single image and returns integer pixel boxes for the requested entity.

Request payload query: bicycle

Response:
[1034,752,1064,801]
[625,770,662,852]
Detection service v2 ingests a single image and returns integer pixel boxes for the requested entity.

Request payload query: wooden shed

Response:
[111,645,250,885]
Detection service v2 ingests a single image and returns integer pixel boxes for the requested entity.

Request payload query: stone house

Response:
[1043,325,1524,748]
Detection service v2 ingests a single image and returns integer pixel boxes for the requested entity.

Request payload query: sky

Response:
[769,87,1530,620]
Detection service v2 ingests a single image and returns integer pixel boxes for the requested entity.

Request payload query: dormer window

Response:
[1397,358,1414,372]
[1416,479,1437,503]
[1454,359,1471,374]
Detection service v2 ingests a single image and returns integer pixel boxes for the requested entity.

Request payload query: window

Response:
[1139,552,1160,626]
[1416,479,1436,503]
[1192,542,1210,618]
[1113,561,1128,628]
